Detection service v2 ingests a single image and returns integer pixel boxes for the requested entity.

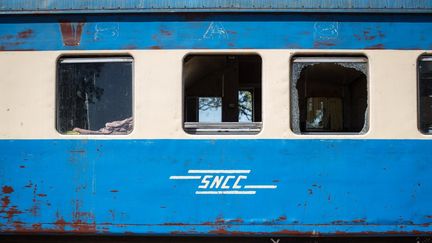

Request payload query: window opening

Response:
[183,54,262,134]
[419,56,432,134]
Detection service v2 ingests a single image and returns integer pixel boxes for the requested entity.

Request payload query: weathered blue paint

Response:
[1,0,432,14]
[0,14,432,50]
[1,139,431,235]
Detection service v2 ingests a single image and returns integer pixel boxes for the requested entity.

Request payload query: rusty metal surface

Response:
[1,0,432,14]
[0,235,431,243]
[1,13,432,51]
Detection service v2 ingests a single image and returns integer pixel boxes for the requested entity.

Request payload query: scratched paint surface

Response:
[0,13,432,50]
[0,139,431,235]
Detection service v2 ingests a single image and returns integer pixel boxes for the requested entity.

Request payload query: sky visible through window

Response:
[198,91,253,123]
[198,97,222,122]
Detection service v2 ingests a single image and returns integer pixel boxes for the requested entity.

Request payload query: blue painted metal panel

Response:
[1,0,432,14]
[0,14,432,51]
[0,139,431,236]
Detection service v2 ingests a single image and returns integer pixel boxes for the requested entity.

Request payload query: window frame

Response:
[417,55,432,135]
[290,55,369,135]
[55,55,134,136]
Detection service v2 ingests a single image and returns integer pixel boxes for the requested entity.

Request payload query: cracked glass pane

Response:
[291,57,368,134]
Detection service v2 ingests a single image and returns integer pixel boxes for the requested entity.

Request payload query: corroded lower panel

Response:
[0,139,431,236]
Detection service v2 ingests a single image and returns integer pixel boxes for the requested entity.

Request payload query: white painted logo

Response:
[169,170,277,195]
[203,22,228,40]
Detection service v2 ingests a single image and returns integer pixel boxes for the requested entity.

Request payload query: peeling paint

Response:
[59,22,84,46]
[2,186,14,194]
[17,29,33,39]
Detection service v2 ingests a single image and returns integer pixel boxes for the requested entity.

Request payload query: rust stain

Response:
[71,200,97,233]
[110,190,119,193]
[160,29,172,36]
[53,209,97,233]
[32,223,42,230]
[37,193,47,197]
[2,206,23,221]
[365,44,385,49]
[363,30,376,40]
[205,228,432,237]
[277,216,287,221]
[150,45,161,49]
[54,217,67,231]
[17,29,33,39]
[202,217,245,225]
[59,22,84,46]
[354,31,365,40]
[313,41,336,48]
[1,196,11,209]
[215,217,225,224]
[272,229,318,236]
[123,44,137,49]
[207,228,231,235]
[229,218,244,223]
[29,184,40,216]
[2,186,14,194]
[332,220,347,225]
[12,221,25,231]
[352,219,366,223]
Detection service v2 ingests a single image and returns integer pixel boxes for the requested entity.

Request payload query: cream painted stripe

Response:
[195,190,256,195]
[169,176,201,179]
[244,185,277,189]
[0,50,430,139]
[188,170,251,174]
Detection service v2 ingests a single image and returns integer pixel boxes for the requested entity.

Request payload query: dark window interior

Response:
[419,57,432,133]
[291,58,368,134]
[57,57,133,135]
[183,54,262,134]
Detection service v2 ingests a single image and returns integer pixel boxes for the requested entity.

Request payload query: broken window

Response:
[56,57,133,135]
[291,57,368,134]
[419,56,432,134]
[183,54,262,134]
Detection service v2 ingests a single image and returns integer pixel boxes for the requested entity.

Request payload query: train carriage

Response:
[1,0,432,241]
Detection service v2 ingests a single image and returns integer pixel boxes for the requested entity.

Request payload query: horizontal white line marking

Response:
[169,176,201,180]
[188,170,251,174]
[195,190,256,195]
[244,185,277,189]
